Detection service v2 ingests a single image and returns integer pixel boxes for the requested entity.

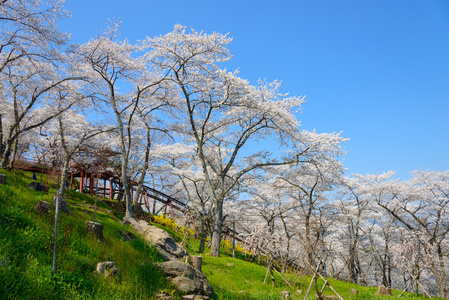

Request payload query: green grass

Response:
[0,169,173,299]
[0,168,443,300]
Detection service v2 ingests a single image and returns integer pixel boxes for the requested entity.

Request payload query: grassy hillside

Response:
[0,169,172,299]
[0,169,438,300]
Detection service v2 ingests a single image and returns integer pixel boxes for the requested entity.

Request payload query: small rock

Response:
[0,174,6,184]
[120,231,135,241]
[156,294,173,300]
[376,285,391,295]
[52,195,69,215]
[245,280,250,283]
[0,258,8,268]
[86,221,105,241]
[227,263,234,267]
[35,200,50,213]
[281,290,291,299]
[182,296,210,300]
[96,261,117,277]
[296,290,303,294]
[350,288,359,295]
[105,267,119,277]
[194,296,210,300]
[239,291,245,294]
[28,181,46,191]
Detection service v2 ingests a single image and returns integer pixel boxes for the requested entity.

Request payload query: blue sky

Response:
[59,0,449,180]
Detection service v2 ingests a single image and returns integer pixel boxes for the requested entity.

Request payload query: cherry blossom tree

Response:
[0,55,86,169]
[394,229,436,296]
[146,25,347,256]
[377,171,449,298]
[0,0,69,74]
[333,173,401,286]
[270,160,343,269]
[0,0,73,168]
[71,22,172,218]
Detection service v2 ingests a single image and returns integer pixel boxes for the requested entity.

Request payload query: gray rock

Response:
[122,217,188,261]
[27,181,46,191]
[0,258,8,268]
[96,261,118,277]
[158,260,213,297]
[52,195,69,215]
[86,221,104,241]
[156,294,173,300]
[281,290,290,299]
[120,231,136,241]
[35,200,50,213]
[0,174,6,184]
[182,296,210,300]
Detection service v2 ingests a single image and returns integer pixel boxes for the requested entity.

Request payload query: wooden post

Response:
[80,171,84,192]
[109,179,113,199]
[90,172,94,196]
[86,221,104,241]
[170,201,175,220]
[192,256,202,272]
[52,189,60,273]
[232,220,236,258]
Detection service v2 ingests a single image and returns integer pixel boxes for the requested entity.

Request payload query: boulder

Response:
[27,181,46,191]
[86,221,105,241]
[35,200,50,213]
[158,260,214,297]
[121,217,188,261]
[52,196,69,215]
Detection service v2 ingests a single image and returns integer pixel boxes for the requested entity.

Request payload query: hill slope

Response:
[0,169,437,300]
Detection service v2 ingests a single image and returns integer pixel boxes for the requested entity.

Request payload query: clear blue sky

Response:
[59,0,449,180]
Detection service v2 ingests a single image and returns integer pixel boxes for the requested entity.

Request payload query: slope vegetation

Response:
[0,169,436,300]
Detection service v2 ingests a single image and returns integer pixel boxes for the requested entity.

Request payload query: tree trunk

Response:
[210,200,223,256]
[58,158,70,199]
[434,246,448,299]
[199,219,206,253]
[0,114,3,161]
[0,140,11,168]
[7,136,18,170]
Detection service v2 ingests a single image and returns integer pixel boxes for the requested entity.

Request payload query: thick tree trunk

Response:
[210,200,223,256]
[435,248,448,299]
[7,137,18,170]
[0,140,11,169]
